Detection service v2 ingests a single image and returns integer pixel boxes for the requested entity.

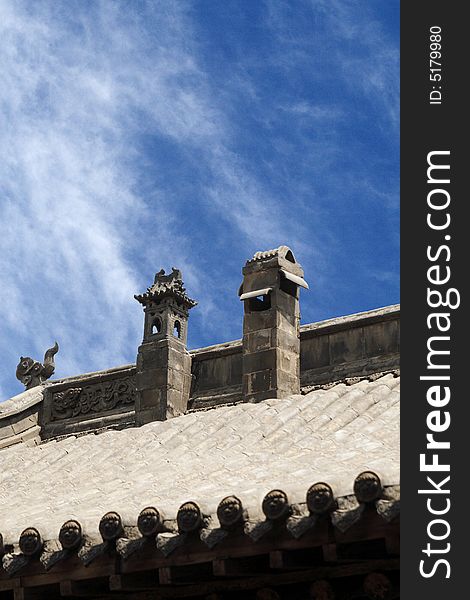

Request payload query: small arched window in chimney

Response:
[152,316,162,335]
[173,320,181,338]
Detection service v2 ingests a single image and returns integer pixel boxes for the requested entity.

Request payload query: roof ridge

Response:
[301,369,400,394]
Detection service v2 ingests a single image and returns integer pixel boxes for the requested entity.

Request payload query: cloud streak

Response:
[0,1,302,397]
[0,0,399,400]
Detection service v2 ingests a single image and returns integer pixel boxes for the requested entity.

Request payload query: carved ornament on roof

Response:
[99,512,124,541]
[262,489,291,521]
[354,471,383,503]
[306,482,335,515]
[59,520,83,551]
[177,501,203,533]
[137,507,164,537]
[51,376,136,421]
[15,342,59,389]
[19,527,43,556]
[217,495,244,529]
[134,267,197,309]
[0,478,400,573]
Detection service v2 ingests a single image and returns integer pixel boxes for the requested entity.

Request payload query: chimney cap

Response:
[247,245,296,265]
[243,245,304,278]
[134,267,197,309]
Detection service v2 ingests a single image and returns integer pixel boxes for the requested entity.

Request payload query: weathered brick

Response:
[135,368,167,391]
[242,349,277,373]
[243,310,277,333]
[244,369,273,395]
[244,329,272,353]
[136,388,163,411]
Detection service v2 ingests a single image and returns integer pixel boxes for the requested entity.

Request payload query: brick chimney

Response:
[239,246,308,402]
[134,268,197,424]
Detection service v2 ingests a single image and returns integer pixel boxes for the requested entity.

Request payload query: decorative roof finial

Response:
[15,342,59,389]
[135,268,196,310]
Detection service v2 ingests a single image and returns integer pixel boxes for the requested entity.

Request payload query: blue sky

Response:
[0,0,399,401]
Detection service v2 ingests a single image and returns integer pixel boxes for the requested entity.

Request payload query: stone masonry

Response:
[1,247,399,441]
[134,268,197,424]
[239,246,309,402]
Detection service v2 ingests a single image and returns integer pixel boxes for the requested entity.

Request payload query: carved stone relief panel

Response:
[41,367,137,439]
[50,376,136,421]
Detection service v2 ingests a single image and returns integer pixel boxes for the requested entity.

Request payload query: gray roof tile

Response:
[0,374,399,544]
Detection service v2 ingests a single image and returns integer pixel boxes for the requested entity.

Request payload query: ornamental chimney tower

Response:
[134,268,197,424]
[239,246,309,403]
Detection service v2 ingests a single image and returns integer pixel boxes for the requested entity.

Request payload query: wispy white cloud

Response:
[315,0,399,129]
[0,1,399,400]
[265,0,399,129]
[282,102,344,121]
[0,7,158,377]
[0,1,308,398]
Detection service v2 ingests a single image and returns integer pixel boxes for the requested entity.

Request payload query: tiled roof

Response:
[0,373,399,562]
[0,386,44,449]
[0,385,44,418]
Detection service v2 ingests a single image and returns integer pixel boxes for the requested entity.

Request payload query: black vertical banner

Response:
[401,3,467,598]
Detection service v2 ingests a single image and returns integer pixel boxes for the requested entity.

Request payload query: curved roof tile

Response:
[0,373,399,546]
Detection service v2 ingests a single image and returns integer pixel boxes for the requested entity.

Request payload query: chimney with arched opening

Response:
[134,268,197,424]
[239,246,309,403]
